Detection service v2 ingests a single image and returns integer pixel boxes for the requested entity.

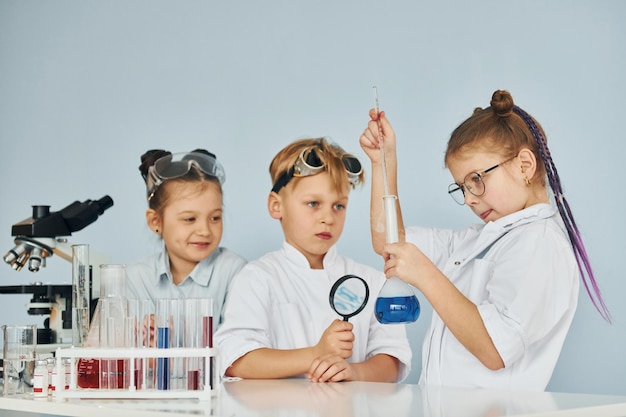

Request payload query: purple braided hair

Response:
[513,105,611,323]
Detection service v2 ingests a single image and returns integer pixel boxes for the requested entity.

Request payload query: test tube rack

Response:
[54,346,216,401]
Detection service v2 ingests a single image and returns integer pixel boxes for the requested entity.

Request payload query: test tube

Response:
[199,298,214,389]
[156,298,170,390]
[140,299,155,389]
[98,299,119,389]
[184,298,200,390]
[97,299,109,389]
[169,298,184,389]
[107,316,119,389]
[126,299,140,389]
[71,244,90,348]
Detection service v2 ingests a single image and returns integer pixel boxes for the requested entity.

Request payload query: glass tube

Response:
[71,244,90,347]
[97,300,117,389]
[126,299,140,389]
[98,264,128,389]
[199,298,214,389]
[140,299,155,389]
[169,298,184,389]
[184,298,200,390]
[156,298,170,390]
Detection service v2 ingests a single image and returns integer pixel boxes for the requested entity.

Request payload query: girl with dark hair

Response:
[129,148,246,327]
[359,90,610,391]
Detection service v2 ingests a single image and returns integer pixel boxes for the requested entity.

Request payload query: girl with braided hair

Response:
[359,90,610,391]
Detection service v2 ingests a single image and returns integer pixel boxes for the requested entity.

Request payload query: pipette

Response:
[372,86,420,324]
[373,87,391,197]
[372,86,400,245]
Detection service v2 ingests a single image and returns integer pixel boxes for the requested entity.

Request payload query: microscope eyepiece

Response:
[32,205,51,219]
[62,195,114,232]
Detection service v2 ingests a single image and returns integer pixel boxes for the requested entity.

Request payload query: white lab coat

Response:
[408,203,579,391]
[215,242,412,381]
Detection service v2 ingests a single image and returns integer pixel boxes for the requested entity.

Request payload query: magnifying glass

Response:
[329,274,370,321]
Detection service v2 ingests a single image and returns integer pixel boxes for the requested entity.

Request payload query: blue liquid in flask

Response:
[375,295,420,324]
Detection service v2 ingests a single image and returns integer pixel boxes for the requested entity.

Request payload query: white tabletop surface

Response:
[2,378,626,417]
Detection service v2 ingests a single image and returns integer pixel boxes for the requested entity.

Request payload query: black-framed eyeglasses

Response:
[447,156,517,205]
[271,147,363,193]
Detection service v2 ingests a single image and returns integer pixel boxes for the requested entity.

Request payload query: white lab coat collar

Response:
[280,241,338,269]
[467,203,557,264]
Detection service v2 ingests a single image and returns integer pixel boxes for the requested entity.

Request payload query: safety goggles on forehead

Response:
[146,151,226,199]
[271,147,363,193]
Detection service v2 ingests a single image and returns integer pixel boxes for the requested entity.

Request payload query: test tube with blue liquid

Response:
[372,86,420,324]
[156,298,170,390]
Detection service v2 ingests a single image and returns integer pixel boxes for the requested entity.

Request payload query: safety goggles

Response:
[146,151,226,199]
[271,147,362,193]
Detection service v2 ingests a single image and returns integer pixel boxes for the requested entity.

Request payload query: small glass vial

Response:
[50,358,59,395]
[63,357,72,390]
[33,359,49,397]
[46,357,56,394]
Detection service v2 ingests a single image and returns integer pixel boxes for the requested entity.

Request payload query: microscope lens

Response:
[3,244,26,265]
[28,258,41,272]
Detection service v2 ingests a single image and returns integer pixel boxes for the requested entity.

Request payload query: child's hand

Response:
[315,319,354,359]
[382,242,434,289]
[307,354,358,382]
[359,109,396,164]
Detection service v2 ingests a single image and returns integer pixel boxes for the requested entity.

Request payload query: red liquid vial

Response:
[77,358,99,388]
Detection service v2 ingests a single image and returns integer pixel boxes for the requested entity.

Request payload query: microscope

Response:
[1,196,114,346]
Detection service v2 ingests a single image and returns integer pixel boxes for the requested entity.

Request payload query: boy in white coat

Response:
[215,137,411,382]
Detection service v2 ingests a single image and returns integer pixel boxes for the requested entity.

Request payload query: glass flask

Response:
[89,264,128,349]
[374,195,420,324]
[78,264,128,389]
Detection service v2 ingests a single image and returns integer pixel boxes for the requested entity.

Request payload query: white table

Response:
[2,378,626,417]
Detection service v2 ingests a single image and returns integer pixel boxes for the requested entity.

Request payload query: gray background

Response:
[1,1,624,395]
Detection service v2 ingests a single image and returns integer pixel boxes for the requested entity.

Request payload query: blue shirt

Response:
[125,245,247,326]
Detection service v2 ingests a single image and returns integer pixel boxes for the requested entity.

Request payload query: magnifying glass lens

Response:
[329,275,369,321]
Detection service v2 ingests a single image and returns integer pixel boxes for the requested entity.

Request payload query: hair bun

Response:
[490,89,515,117]
[189,148,217,159]
[139,149,171,181]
